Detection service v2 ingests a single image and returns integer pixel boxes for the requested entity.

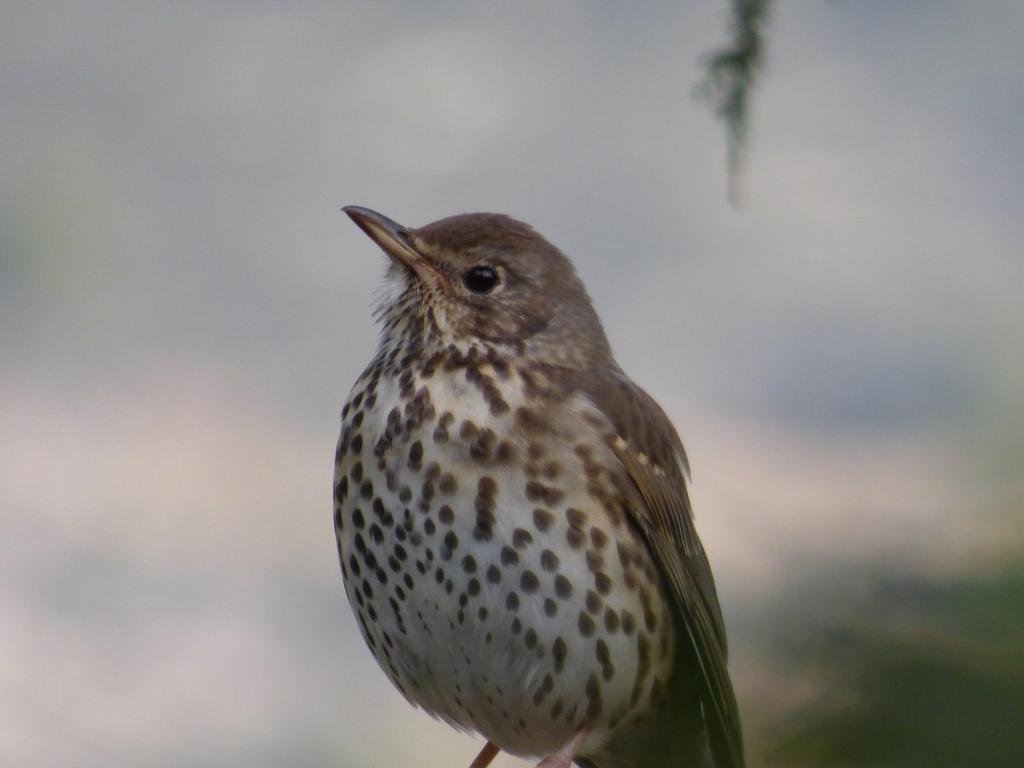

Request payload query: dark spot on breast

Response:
[604,608,620,633]
[470,428,496,462]
[578,611,595,637]
[439,473,457,494]
[440,531,458,561]
[494,441,516,463]
[532,508,554,531]
[532,672,552,705]
[520,570,539,593]
[474,481,496,541]
[525,481,564,506]
[368,523,384,545]
[420,480,434,506]
[407,440,423,470]
[512,528,533,549]
[334,476,348,505]
[621,610,636,635]
[644,606,658,632]
[540,549,559,572]
[566,507,586,528]
[554,574,572,599]
[515,407,544,433]
[552,637,567,673]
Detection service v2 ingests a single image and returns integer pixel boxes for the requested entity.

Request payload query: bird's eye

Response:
[462,265,500,294]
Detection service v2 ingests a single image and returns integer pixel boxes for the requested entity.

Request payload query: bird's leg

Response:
[469,741,500,768]
[535,732,585,768]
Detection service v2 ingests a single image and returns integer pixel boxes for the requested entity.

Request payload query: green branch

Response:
[698,0,772,202]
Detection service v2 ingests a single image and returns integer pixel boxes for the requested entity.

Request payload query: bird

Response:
[332,206,745,768]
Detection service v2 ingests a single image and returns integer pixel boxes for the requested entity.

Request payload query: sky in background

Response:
[2,2,1022,766]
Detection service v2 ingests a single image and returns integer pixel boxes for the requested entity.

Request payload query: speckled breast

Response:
[332,345,676,758]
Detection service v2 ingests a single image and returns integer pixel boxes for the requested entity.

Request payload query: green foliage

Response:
[698,0,772,200]
[764,565,1024,767]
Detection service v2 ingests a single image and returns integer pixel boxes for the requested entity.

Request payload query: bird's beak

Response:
[343,206,437,282]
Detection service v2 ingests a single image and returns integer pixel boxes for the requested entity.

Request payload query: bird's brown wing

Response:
[573,367,745,768]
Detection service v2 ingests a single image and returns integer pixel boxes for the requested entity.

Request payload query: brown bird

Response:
[333,207,744,768]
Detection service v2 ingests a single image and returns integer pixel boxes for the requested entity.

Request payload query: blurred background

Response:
[2,2,1022,766]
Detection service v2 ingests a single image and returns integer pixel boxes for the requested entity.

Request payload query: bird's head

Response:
[344,206,611,369]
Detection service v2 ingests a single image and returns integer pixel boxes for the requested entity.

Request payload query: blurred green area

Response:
[754,537,1024,768]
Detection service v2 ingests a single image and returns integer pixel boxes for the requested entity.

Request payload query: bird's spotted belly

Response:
[333,366,676,758]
